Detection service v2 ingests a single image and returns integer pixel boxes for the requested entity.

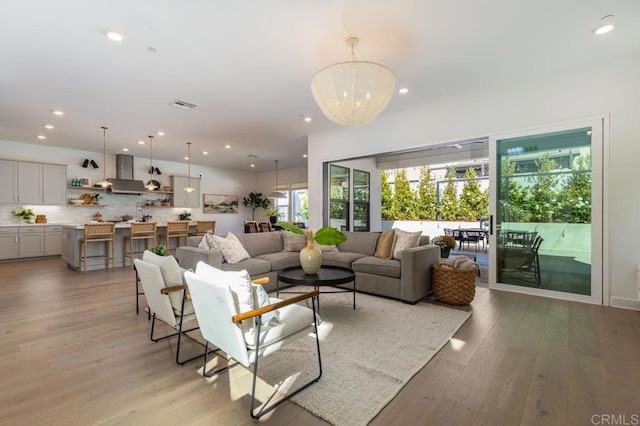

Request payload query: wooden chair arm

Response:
[161,284,187,294]
[251,277,269,285]
[232,290,320,323]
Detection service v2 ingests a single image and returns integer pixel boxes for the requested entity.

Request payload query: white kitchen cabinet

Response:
[0,160,18,204]
[42,164,66,205]
[19,226,44,257]
[170,176,200,208]
[0,160,66,205]
[45,225,63,256]
[0,227,19,259]
[17,162,42,205]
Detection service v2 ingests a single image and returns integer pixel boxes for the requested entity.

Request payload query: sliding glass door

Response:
[489,120,603,304]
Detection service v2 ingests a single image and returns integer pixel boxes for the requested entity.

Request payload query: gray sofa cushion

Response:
[235,232,284,257]
[337,232,379,256]
[352,256,401,278]
[255,252,301,270]
[321,251,366,268]
[220,258,271,275]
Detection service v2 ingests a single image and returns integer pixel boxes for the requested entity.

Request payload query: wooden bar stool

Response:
[191,220,216,236]
[123,222,157,268]
[159,221,190,253]
[79,223,115,274]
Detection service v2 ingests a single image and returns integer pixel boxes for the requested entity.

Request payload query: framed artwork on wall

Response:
[203,194,239,214]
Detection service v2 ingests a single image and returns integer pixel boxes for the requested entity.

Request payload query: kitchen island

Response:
[61,221,197,271]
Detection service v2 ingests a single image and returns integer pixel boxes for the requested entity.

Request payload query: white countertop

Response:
[0,222,71,227]
[61,221,197,230]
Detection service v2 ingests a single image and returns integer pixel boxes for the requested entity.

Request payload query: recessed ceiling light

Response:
[37,135,46,140]
[44,124,54,129]
[398,87,409,94]
[250,164,255,168]
[122,148,129,152]
[106,31,124,42]
[304,116,312,123]
[138,140,145,145]
[303,154,308,158]
[184,156,189,160]
[225,144,231,149]
[157,131,164,136]
[52,110,64,116]
[593,15,615,35]
[202,151,208,155]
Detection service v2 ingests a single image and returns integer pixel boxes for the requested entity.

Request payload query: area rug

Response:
[239,291,472,426]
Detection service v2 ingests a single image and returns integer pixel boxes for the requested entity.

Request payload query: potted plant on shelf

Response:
[242,191,270,220]
[264,208,283,225]
[13,206,35,223]
[431,235,457,258]
[279,222,347,274]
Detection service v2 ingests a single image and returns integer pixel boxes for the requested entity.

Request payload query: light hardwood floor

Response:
[1,258,638,425]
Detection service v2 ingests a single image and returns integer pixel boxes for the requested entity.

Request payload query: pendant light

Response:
[145,134,157,190]
[310,37,396,126]
[184,142,195,193]
[96,126,112,187]
[268,160,286,198]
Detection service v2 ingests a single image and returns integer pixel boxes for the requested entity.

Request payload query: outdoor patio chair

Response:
[501,236,544,286]
[184,263,322,419]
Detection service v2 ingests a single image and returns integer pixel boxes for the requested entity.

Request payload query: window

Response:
[353,169,370,231]
[330,165,350,231]
[274,184,309,227]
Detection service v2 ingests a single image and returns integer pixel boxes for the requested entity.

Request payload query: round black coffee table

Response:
[277,266,356,310]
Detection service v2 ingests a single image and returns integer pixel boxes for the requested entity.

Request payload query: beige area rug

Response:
[207,290,471,426]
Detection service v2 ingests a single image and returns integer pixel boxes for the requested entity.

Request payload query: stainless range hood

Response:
[107,154,146,195]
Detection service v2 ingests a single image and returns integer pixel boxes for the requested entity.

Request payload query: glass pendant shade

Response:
[184,142,195,192]
[96,126,112,187]
[311,37,396,126]
[145,134,157,190]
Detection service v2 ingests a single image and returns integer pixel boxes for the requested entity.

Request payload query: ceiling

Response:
[1,1,638,172]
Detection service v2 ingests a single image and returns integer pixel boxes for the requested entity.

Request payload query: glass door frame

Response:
[488,116,608,305]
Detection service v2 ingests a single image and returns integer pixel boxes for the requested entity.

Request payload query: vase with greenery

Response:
[149,245,168,256]
[431,235,457,258]
[279,222,347,274]
[242,191,270,220]
[13,206,35,223]
[264,208,283,224]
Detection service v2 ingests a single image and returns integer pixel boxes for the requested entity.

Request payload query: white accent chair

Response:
[184,263,322,419]
[134,252,209,364]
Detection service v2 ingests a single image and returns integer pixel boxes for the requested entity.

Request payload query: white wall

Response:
[308,54,640,308]
[0,139,258,235]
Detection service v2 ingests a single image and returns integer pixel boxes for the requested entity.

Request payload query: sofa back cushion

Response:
[235,231,284,257]
[337,231,380,256]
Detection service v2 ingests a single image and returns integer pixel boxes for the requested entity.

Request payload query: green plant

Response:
[242,191,270,220]
[278,222,347,245]
[13,207,35,221]
[264,208,283,219]
[431,235,457,250]
[149,245,168,256]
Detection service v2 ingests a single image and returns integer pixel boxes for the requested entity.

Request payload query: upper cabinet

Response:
[0,160,66,205]
[170,175,200,208]
[0,160,18,204]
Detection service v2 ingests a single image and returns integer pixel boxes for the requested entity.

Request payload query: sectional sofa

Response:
[176,231,440,303]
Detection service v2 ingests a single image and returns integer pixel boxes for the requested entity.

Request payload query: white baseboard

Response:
[610,296,640,311]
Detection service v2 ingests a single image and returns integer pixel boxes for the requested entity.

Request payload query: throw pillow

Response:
[282,231,306,252]
[317,243,338,252]
[197,236,209,249]
[374,229,396,259]
[204,233,218,250]
[210,233,251,264]
[194,262,278,325]
[392,229,422,260]
[142,250,184,310]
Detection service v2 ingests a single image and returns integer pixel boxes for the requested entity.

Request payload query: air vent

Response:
[171,99,198,110]
[247,154,259,158]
